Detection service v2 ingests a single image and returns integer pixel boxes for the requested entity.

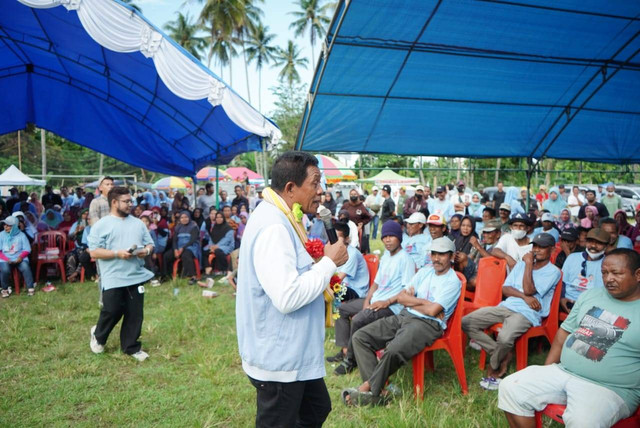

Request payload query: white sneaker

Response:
[90,325,104,354]
[150,279,161,287]
[469,339,482,351]
[131,350,149,362]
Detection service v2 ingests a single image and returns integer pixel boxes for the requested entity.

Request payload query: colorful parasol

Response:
[314,155,357,184]
[153,176,192,190]
[196,167,232,181]
[225,167,264,185]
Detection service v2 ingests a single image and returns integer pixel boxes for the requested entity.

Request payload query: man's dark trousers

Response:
[94,283,144,354]
[249,377,331,428]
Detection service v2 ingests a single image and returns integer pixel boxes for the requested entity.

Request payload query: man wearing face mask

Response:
[492,213,533,271]
[559,228,609,315]
[601,183,622,218]
[451,181,471,215]
[403,185,428,219]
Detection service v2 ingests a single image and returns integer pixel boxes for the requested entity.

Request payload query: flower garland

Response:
[305,238,347,320]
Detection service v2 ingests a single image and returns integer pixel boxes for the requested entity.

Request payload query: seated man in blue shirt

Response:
[560,228,609,315]
[342,237,462,406]
[462,233,561,390]
[331,221,415,376]
[532,212,560,243]
[600,217,634,251]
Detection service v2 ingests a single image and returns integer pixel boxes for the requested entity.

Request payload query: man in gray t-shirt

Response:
[197,183,216,212]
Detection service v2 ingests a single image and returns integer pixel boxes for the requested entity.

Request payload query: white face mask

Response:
[607,191,615,196]
[587,249,605,259]
[511,229,527,240]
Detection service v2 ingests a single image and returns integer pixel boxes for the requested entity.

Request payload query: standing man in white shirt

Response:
[236,152,348,428]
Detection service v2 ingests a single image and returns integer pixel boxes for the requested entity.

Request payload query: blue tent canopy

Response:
[1,0,281,177]
[296,0,640,164]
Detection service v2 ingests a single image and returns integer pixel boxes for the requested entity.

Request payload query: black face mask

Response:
[350,196,358,202]
[457,186,465,193]
[415,194,422,200]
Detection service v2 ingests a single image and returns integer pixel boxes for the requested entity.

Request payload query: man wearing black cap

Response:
[403,185,428,220]
[380,185,395,225]
[559,228,609,315]
[462,233,561,390]
[554,227,583,269]
[492,213,533,271]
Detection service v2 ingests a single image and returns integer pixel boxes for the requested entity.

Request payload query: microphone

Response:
[318,205,338,244]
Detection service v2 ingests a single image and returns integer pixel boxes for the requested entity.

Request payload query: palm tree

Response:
[233,1,263,104]
[198,0,245,84]
[288,0,331,66]
[246,23,277,112]
[274,40,309,89]
[163,12,207,60]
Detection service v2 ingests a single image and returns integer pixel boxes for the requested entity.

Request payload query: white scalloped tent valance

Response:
[18,0,281,145]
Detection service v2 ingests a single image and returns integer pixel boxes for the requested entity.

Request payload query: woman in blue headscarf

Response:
[468,192,484,218]
[543,187,566,218]
[0,216,35,297]
[504,187,525,216]
[162,210,200,284]
[157,191,171,207]
[38,208,63,231]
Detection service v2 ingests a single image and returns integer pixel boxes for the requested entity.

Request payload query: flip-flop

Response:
[341,388,358,406]
[341,388,386,406]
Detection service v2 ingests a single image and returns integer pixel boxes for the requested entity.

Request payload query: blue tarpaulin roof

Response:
[296,0,640,164]
[1,0,280,177]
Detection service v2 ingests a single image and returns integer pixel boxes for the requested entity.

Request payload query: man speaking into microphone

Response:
[236,151,348,427]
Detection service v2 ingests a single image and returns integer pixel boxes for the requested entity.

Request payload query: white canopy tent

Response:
[0,165,46,186]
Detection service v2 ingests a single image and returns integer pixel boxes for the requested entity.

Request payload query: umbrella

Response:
[225,167,264,185]
[358,169,419,185]
[153,177,191,190]
[314,155,357,184]
[196,167,232,181]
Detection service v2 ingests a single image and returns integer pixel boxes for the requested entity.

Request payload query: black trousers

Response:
[162,249,196,277]
[248,377,331,428]
[212,248,229,271]
[94,283,144,354]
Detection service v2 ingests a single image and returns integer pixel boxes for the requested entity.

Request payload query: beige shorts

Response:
[498,364,631,428]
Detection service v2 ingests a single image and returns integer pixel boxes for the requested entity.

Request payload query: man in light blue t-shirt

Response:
[88,187,154,362]
[342,237,462,405]
[331,221,415,376]
[560,228,608,315]
[462,233,561,390]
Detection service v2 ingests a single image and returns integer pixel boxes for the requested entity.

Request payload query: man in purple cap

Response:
[330,221,415,376]
[462,233,561,390]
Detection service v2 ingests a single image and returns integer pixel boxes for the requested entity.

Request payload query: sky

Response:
[139,0,319,117]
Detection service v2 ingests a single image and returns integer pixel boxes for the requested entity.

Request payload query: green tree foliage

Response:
[273,40,308,88]
[288,0,331,64]
[163,12,207,60]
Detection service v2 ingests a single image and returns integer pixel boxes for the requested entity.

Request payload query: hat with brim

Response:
[509,213,531,226]
[586,228,611,244]
[430,237,455,253]
[499,203,511,212]
[406,212,427,224]
[482,219,502,233]
[426,213,446,226]
[532,233,555,247]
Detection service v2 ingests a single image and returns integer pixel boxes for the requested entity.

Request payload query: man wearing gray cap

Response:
[462,233,561,390]
[469,219,502,263]
[342,237,462,405]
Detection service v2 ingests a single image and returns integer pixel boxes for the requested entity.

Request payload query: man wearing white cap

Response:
[343,237,462,405]
[402,212,431,268]
[403,185,428,219]
[532,212,560,242]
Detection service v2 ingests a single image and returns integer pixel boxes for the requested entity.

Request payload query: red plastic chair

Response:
[463,257,506,316]
[479,273,563,371]
[363,254,379,288]
[550,246,562,264]
[172,258,201,280]
[58,226,74,252]
[207,252,232,271]
[536,403,640,428]
[35,231,67,283]
[412,272,468,397]
[11,267,26,295]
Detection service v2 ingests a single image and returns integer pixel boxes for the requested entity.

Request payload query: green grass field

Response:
[0,241,557,427]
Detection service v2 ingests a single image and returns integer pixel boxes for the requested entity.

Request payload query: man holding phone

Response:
[88,187,154,362]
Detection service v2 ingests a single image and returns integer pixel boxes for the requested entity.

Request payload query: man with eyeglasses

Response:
[559,228,609,315]
[87,187,154,362]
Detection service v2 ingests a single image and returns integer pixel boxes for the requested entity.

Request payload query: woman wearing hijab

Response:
[468,192,484,218]
[69,208,89,245]
[448,214,463,240]
[454,216,478,254]
[542,187,566,218]
[205,212,235,274]
[614,209,638,242]
[157,191,171,207]
[580,205,599,229]
[0,216,35,297]
[323,191,338,216]
[58,211,75,230]
[236,212,249,243]
[15,211,38,242]
[162,211,200,284]
[555,208,573,231]
[81,192,94,210]
[30,192,44,217]
[192,208,205,229]
[39,208,63,231]
[505,187,526,215]
[172,191,184,214]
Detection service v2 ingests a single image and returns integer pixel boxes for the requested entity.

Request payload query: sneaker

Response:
[150,279,161,287]
[479,377,501,391]
[326,350,346,363]
[42,284,56,293]
[468,339,482,351]
[27,288,35,297]
[334,360,355,376]
[131,350,149,362]
[198,278,214,288]
[90,326,104,354]
[1,289,9,298]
